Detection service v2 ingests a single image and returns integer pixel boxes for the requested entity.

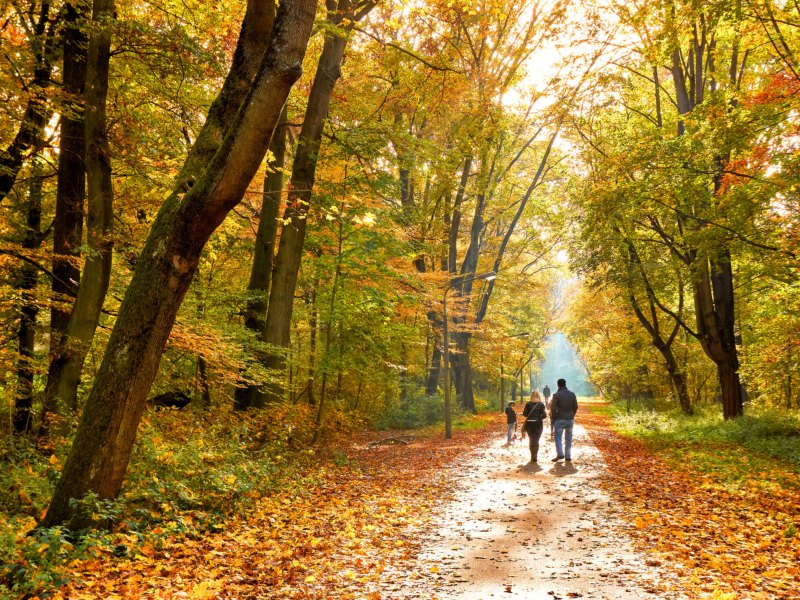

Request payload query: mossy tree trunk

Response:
[41,0,317,529]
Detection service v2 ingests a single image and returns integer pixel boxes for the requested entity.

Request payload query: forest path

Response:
[379,420,684,599]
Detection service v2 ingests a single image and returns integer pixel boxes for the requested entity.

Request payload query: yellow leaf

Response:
[192,579,223,599]
[429,565,439,573]
[49,454,59,465]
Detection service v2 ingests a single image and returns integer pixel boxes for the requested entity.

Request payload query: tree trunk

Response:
[656,341,691,414]
[425,343,442,395]
[669,31,744,420]
[693,252,743,419]
[624,238,693,415]
[305,278,319,406]
[233,108,287,410]
[41,0,317,529]
[353,374,363,411]
[448,158,471,273]
[13,162,44,434]
[450,331,475,412]
[313,205,345,443]
[261,1,372,402]
[54,0,115,412]
[197,354,211,408]
[42,1,89,432]
[0,3,55,204]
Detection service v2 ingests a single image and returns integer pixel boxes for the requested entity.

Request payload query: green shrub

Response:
[613,404,800,468]
[376,391,446,429]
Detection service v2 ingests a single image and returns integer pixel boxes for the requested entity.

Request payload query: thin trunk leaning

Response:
[42,0,89,432]
[54,0,115,412]
[234,107,288,410]
[261,0,374,402]
[0,3,56,204]
[13,162,44,433]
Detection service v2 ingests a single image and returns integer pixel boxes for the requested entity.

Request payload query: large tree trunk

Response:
[0,3,55,204]
[668,21,744,420]
[13,162,44,434]
[261,0,372,402]
[693,252,743,419]
[233,108,288,410]
[42,1,89,431]
[41,0,317,529]
[53,0,115,412]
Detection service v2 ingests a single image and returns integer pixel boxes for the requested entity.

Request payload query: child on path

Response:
[505,401,517,444]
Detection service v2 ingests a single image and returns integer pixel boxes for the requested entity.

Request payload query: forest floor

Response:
[48,400,800,599]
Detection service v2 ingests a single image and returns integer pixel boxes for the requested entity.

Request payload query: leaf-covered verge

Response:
[583,403,800,599]
[1,409,498,599]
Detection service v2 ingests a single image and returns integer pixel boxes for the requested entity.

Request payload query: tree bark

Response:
[624,236,693,415]
[669,25,744,420]
[13,162,44,433]
[313,204,345,443]
[53,0,115,412]
[197,353,211,408]
[448,158,471,274]
[450,133,555,413]
[425,342,442,395]
[233,108,288,410]
[693,251,743,419]
[0,2,56,204]
[261,0,373,402]
[41,0,317,529]
[303,276,319,406]
[42,0,90,431]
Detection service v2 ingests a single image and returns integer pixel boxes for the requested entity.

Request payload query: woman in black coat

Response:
[522,390,547,463]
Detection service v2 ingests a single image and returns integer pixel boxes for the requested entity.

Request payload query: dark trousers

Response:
[524,420,544,462]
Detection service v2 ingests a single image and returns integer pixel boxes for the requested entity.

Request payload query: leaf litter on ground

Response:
[582,408,800,599]
[49,416,499,599]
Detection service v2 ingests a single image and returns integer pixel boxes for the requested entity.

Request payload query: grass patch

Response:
[609,403,800,484]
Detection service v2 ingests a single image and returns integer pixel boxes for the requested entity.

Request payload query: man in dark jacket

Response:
[550,378,578,462]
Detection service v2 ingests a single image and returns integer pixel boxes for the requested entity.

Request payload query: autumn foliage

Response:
[583,409,800,598]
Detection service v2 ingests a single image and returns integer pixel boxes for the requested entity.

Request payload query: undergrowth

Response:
[0,403,336,598]
[608,403,800,476]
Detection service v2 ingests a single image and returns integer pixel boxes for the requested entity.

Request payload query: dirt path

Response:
[379,422,685,600]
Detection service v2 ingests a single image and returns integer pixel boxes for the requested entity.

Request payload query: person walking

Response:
[505,401,517,445]
[522,390,547,463]
[550,378,578,462]
[543,384,554,437]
